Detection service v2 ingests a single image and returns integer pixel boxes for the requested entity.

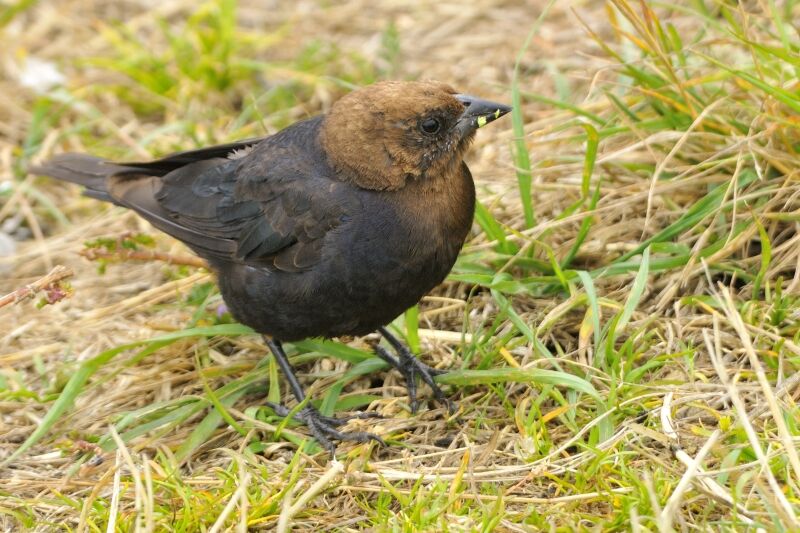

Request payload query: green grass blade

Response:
[561,123,600,268]
[404,305,421,355]
[474,199,515,254]
[174,388,250,462]
[1,324,255,467]
[436,367,601,403]
[614,176,737,263]
[291,339,373,364]
[615,246,650,334]
[579,123,599,198]
[319,358,386,416]
[198,357,247,437]
[0,341,167,468]
[511,84,534,228]
[520,91,606,124]
[751,216,772,297]
[698,52,800,113]
[578,271,602,349]
[510,0,556,228]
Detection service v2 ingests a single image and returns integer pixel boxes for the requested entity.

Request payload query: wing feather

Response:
[103,118,356,271]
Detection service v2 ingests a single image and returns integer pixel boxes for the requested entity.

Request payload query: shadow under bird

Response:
[33,80,511,454]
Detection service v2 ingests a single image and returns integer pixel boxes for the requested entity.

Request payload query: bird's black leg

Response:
[375,327,454,414]
[263,336,384,454]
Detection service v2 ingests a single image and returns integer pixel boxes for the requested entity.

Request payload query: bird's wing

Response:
[230,171,356,272]
[107,123,356,271]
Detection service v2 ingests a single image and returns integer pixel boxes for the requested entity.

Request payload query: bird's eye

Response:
[420,118,441,135]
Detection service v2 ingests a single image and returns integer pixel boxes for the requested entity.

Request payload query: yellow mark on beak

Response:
[476,115,487,128]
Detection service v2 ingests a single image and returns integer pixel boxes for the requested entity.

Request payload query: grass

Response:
[2,0,800,530]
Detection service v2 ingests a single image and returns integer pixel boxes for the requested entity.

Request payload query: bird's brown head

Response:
[320,81,510,191]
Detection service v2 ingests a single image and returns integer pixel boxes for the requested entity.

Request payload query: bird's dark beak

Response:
[454,94,512,137]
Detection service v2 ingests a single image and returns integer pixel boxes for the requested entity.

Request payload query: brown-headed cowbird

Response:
[32,81,510,453]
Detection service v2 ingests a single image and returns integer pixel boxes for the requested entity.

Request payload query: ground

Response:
[1,0,799,531]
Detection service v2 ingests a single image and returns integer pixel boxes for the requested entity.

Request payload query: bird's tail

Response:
[30,154,120,204]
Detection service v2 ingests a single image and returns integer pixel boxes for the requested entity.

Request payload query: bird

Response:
[32,80,511,454]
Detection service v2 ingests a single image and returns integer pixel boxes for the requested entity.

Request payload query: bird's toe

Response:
[397,353,452,413]
[267,403,384,455]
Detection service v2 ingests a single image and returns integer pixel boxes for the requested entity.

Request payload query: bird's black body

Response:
[33,81,509,454]
[215,117,475,341]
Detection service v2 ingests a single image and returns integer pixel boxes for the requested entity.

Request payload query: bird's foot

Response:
[374,341,455,414]
[266,402,385,455]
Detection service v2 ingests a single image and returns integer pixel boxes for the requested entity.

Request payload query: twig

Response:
[108,426,147,532]
[660,385,759,528]
[0,265,73,309]
[719,287,800,485]
[705,322,799,527]
[80,248,208,268]
[673,448,759,529]
[277,460,345,533]
[106,451,122,533]
[338,484,633,504]
[209,467,251,533]
[659,430,721,532]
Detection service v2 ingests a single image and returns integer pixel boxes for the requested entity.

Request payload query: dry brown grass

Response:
[2,0,799,531]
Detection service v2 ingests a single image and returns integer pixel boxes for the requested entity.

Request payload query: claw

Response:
[266,403,385,455]
[375,327,456,413]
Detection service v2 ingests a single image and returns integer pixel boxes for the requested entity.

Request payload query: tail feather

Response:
[31,152,237,259]
[30,154,121,204]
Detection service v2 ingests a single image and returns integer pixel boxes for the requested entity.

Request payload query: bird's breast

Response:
[338,169,475,297]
